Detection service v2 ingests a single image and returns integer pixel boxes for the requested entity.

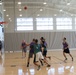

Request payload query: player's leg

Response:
[22,48,26,58]
[67,48,73,61]
[69,53,73,61]
[43,50,51,60]
[63,51,67,60]
[27,53,30,67]
[39,52,51,67]
[24,48,26,57]
[27,53,33,67]
[33,53,41,70]
[22,49,24,57]
[39,59,43,66]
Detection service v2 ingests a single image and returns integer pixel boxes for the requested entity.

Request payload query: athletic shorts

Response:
[43,50,47,57]
[33,54,36,63]
[63,48,70,53]
[28,52,34,58]
[22,48,26,53]
[0,47,2,50]
[34,52,44,62]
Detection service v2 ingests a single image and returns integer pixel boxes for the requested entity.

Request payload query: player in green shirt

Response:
[33,39,50,70]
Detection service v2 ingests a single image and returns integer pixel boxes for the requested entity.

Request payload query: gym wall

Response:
[4,31,76,51]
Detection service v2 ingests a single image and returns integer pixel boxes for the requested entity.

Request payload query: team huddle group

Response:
[21,37,74,70]
[21,37,51,70]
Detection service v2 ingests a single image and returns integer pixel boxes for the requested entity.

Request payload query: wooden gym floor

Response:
[0,50,76,75]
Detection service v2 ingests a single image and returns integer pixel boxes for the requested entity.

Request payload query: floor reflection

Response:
[17,63,74,75]
[0,52,75,75]
[58,66,64,74]
[64,63,74,74]
[29,68,35,75]
[47,62,74,75]
[48,68,55,75]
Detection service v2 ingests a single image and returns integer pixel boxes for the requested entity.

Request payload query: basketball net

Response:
[0,22,8,24]
[0,22,8,27]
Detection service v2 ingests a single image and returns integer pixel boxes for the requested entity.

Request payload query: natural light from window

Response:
[36,18,53,30]
[56,18,72,30]
[17,18,33,31]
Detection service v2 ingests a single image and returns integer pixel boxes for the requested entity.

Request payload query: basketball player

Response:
[41,40,51,60]
[40,37,51,60]
[34,39,50,70]
[27,39,35,67]
[62,37,73,61]
[21,40,29,58]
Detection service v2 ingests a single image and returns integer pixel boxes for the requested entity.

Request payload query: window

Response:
[36,18,53,30]
[17,18,33,31]
[56,18,72,30]
[75,18,76,29]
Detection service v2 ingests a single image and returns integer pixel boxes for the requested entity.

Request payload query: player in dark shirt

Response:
[40,37,51,60]
[62,37,73,61]
[27,39,35,67]
[33,39,50,70]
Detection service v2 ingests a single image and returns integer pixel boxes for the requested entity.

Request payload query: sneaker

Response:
[47,64,51,67]
[72,58,73,61]
[64,58,67,62]
[49,57,51,60]
[37,65,40,70]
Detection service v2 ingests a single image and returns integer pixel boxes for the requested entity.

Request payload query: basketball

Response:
[24,6,27,10]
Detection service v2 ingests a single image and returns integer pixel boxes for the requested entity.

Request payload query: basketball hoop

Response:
[0,21,8,27]
[0,22,8,24]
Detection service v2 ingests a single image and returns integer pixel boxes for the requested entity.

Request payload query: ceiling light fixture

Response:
[20,14,22,17]
[37,14,40,16]
[40,9,43,11]
[54,14,57,16]
[3,9,6,11]
[0,3,2,5]
[19,9,22,11]
[67,3,70,5]
[60,9,63,12]
[9,18,11,20]
[43,2,47,5]
[6,15,9,17]
[71,14,73,16]
[18,2,21,4]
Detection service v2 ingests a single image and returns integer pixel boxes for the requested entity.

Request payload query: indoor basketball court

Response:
[0,0,76,75]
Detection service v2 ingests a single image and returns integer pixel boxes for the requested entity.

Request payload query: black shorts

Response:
[22,48,26,53]
[63,48,70,53]
[0,47,2,50]
[28,52,34,58]
[43,50,47,57]
[33,54,36,63]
